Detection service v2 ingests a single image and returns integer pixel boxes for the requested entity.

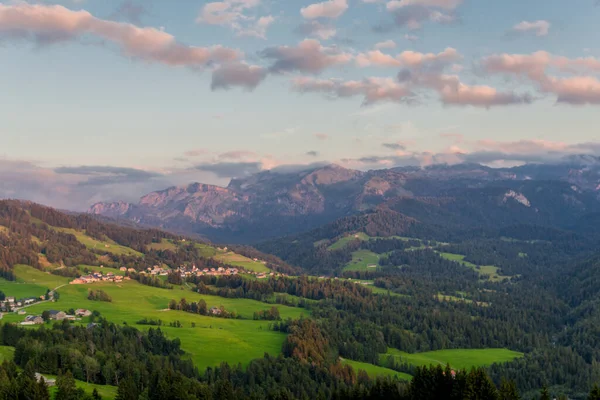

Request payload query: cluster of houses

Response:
[20,309,92,325]
[1,296,40,312]
[70,271,129,285]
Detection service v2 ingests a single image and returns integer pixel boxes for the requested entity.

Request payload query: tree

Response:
[498,379,521,400]
[589,385,600,400]
[92,388,102,400]
[55,371,79,400]
[116,377,139,400]
[41,310,50,322]
[539,386,551,400]
[16,362,38,400]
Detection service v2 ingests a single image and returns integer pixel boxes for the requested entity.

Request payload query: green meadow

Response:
[147,239,178,252]
[0,346,15,363]
[382,348,523,370]
[343,250,380,271]
[328,233,370,250]
[437,252,510,282]
[213,251,270,273]
[53,227,143,257]
[342,359,412,381]
[3,265,308,372]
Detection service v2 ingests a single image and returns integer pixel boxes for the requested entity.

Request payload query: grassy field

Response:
[343,250,380,271]
[368,285,405,297]
[436,293,489,307]
[342,359,412,381]
[77,265,126,276]
[54,228,143,257]
[3,265,307,372]
[328,233,370,250]
[0,346,15,362]
[382,348,523,370]
[148,239,178,252]
[437,252,510,282]
[195,243,217,258]
[213,252,270,273]
[43,375,118,399]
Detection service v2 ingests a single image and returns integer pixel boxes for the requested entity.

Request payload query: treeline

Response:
[167,298,238,319]
[87,289,112,302]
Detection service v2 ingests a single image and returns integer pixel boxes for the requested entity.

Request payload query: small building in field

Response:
[23,315,44,325]
[76,309,92,317]
[209,307,222,316]
[120,267,127,272]
[35,373,56,387]
[48,310,67,321]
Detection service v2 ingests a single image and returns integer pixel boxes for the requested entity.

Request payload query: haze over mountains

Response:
[89,157,600,243]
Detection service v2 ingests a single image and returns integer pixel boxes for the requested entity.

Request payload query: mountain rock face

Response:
[89,161,600,242]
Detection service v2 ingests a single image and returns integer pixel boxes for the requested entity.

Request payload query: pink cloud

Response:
[387,0,463,10]
[301,0,348,19]
[356,47,460,69]
[262,39,352,74]
[0,3,240,67]
[510,20,551,37]
[314,133,330,140]
[293,76,413,105]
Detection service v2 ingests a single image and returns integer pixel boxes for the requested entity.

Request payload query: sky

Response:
[1,0,600,210]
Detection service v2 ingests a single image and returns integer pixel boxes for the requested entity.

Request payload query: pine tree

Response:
[589,384,600,400]
[116,377,139,400]
[498,379,521,400]
[55,371,79,400]
[539,385,551,400]
[92,387,102,400]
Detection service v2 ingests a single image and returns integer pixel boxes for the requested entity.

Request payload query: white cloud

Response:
[510,20,551,37]
[301,0,348,19]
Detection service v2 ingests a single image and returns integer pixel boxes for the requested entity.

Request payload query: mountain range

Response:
[89,158,600,243]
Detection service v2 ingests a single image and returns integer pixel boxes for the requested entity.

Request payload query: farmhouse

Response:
[48,310,67,320]
[22,315,44,325]
[209,307,222,316]
[35,373,56,387]
[76,309,92,317]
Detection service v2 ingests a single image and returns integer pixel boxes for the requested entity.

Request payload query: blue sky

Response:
[1,0,600,209]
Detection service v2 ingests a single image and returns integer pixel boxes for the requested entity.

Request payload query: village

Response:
[69,263,286,285]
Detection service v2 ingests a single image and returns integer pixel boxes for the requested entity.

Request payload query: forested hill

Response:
[0,199,297,276]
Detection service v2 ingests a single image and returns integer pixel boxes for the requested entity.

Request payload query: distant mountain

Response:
[89,161,600,243]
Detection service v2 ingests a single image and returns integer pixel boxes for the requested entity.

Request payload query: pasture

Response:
[53,227,143,257]
[3,265,307,372]
[342,359,412,381]
[437,252,510,282]
[328,233,370,250]
[343,250,380,271]
[213,251,270,273]
[382,348,523,370]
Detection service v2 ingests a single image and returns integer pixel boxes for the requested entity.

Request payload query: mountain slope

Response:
[89,161,600,243]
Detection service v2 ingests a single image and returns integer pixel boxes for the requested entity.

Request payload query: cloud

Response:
[300,0,348,19]
[109,1,148,24]
[482,51,600,105]
[54,165,162,186]
[261,39,352,74]
[417,73,533,107]
[0,3,240,67]
[218,150,258,159]
[196,0,274,39]
[510,20,550,37]
[314,133,329,140]
[194,161,263,178]
[293,76,414,105]
[356,47,461,69]
[211,62,267,91]
[295,21,336,40]
[184,149,209,157]
[306,150,320,157]
[387,0,463,10]
[374,39,396,49]
[382,142,406,150]
[388,4,457,30]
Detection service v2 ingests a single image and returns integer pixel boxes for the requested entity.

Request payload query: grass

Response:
[43,375,118,399]
[342,359,412,381]
[437,252,510,283]
[328,233,370,250]
[77,265,126,276]
[382,348,523,370]
[3,265,307,372]
[195,243,217,258]
[436,293,489,307]
[213,252,270,273]
[343,250,380,272]
[368,286,405,297]
[0,346,15,362]
[148,239,178,252]
[53,228,143,257]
